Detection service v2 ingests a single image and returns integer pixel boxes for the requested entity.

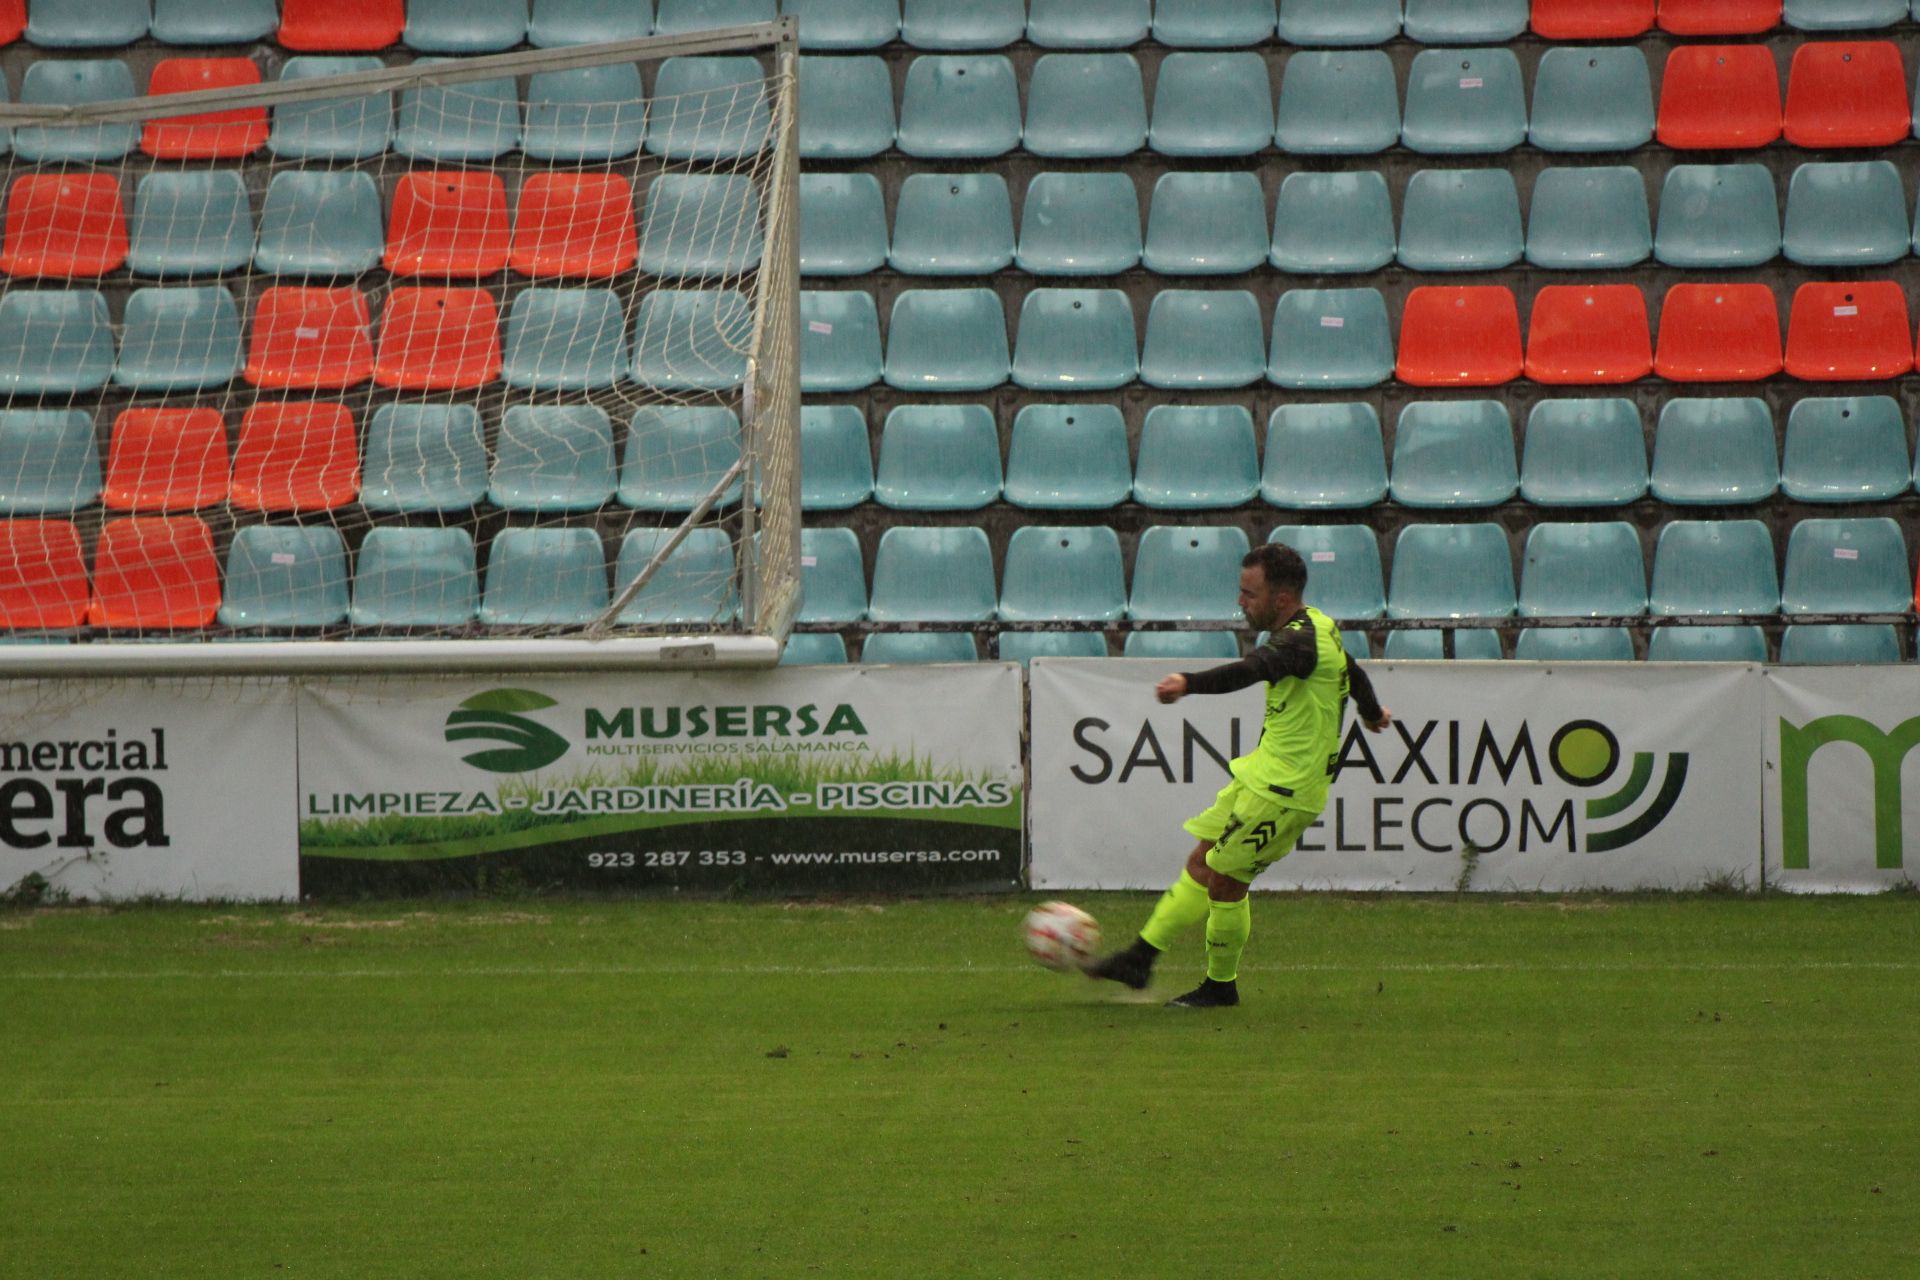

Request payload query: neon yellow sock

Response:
[1205,897,1250,982]
[1138,870,1210,952]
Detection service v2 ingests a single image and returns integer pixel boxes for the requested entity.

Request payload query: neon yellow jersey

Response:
[1228,606,1350,812]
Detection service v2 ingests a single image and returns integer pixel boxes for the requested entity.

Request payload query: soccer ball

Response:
[1023,901,1100,971]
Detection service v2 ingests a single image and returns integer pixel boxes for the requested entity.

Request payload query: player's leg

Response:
[1168,804,1316,1008]
[1086,783,1242,989]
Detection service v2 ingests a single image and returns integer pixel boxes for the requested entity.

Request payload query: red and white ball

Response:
[1023,901,1100,971]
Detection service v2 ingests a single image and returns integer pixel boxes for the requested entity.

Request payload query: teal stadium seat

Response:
[1139,290,1266,389]
[883,289,1010,393]
[1011,288,1139,390]
[1784,0,1907,28]
[524,65,648,161]
[1132,405,1260,509]
[530,0,654,46]
[1027,0,1151,47]
[618,406,744,511]
[1653,165,1779,268]
[1128,526,1251,621]
[254,171,384,276]
[630,289,752,390]
[798,405,874,510]
[1527,47,1655,151]
[268,58,391,162]
[16,61,139,164]
[873,405,1002,510]
[1124,631,1240,660]
[1778,625,1904,664]
[1387,523,1516,619]
[1278,0,1401,45]
[113,287,241,392]
[1401,48,1526,153]
[1402,0,1527,42]
[782,0,896,49]
[502,289,629,391]
[1517,522,1647,619]
[1149,52,1273,157]
[1275,51,1400,155]
[218,527,349,629]
[404,0,528,51]
[1024,54,1148,158]
[861,634,980,664]
[799,174,888,276]
[479,528,609,627]
[1781,517,1911,615]
[1649,519,1779,617]
[360,404,488,512]
[797,56,895,159]
[999,633,1109,665]
[1261,402,1389,509]
[27,0,147,46]
[1519,399,1648,506]
[0,411,100,514]
[782,634,850,665]
[127,172,254,278]
[152,0,279,43]
[1268,524,1386,621]
[638,174,763,277]
[1397,168,1523,271]
[889,174,1015,275]
[1267,288,1393,389]
[1016,173,1143,276]
[1003,403,1133,509]
[489,405,618,512]
[655,0,776,36]
[395,59,520,162]
[1269,172,1396,274]
[0,291,112,395]
[796,527,866,623]
[349,528,479,627]
[1526,167,1652,269]
[1651,398,1779,505]
[615,528,738,625]
[1781,160,1909,266]
[1152,0,1277,46]
[1144,172,1268,275]
[999,526,1127,623]
[647,57,772,160]
[798,290,883,393]
[1389,400,1518,508]
[1514,628,1635,661]
[1384,629,1504,659]
[901,0,1024,48]
[1647,626,1769,663]
[868,526,997,623]
[897,56,1022,158]
[1782,396,1911,502]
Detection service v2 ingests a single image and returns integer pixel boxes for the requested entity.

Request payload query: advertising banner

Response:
[0,678,298,901]
[296,665,1023,893]
[1029,659,1763,892]
[1764,667,1920,892]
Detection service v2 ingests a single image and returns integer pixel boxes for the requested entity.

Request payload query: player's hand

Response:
[1155,674,1188,704]
[1364,707,1393,734]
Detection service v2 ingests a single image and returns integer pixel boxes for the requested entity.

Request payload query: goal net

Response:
[0,21,800,673]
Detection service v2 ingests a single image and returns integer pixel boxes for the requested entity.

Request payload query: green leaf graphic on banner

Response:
[445,690,569,773]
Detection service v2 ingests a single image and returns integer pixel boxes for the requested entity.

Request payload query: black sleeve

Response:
[1181,628,1316,696]
[1348,657,1384,723]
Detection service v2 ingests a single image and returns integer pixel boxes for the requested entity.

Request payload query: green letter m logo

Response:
[1778,714,1920,870]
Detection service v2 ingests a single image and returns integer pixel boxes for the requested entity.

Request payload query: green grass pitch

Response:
[2,893,1915,1278]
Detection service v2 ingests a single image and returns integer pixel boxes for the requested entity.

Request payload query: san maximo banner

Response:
[296,665,1024,893]
[1030,660,1763,893]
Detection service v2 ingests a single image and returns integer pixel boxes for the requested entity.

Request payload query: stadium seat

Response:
[900,0,1022,47]
[1149,52,1273,157]
[523,65,648,162]
[1395,286,1523,386]
[1781,396,1910,502]
[1528,47,1655,151]
[1404,0,1527,42]
[395,60,521,162]
[1,174,128,279]
[1782,160,1908,265]
[1517,522,1646,619]
[0,411,98,515]
[796,527,866,624]
[1133,405,1259,509]
[88,516,220,630]
[218,527,349,629]
[404,0,528,51]
[1386,523,1516,619]
[0,0,19,46]
[1137,290,1264,390]
[889,174,1015,275]
[1027,0,1151,47]
[490,405,617,512]
[873,405,1003,510]
[1649,519,1779,617]
[1784,40,1909,147]
[230,402,360,513]
[1261,403,1388,508]
[1152,0,1278,46]
[799,173,888,277]
[26,0,147,45]
[783,0,894,48]
[1400,48,1526,153]
[1785,0,1905,27]
[0,290,112,395]
[374,288,501,390]
[478,528,609,627]
[1266,288,1394,389]
[1784,280,1913,380]
[254,172,384,277]
[798,290,883,393]
[619,406,746,512]
[359,404,488,512]
[614,528,739,626]
[385,172,510,278]
[799,405,874,511]
[1514,628,1635,661]
[861,633,980,664]
[0,519,87,630]
[268,57,392,161]
[1389,400,1519,508]
[1657,0,1780,34]
[1270,172,1394,274]
[1656,45,1782,148]
[1652,164,1779,268]
[1396,169,1523,272]
[1123,631,1240,660]
[1000,526,1127,623]
[998,632,1109,665]
[1010,288,1139,390]
[1024,53,1148,158]
[1003,404,1133,509]
[1274,51,1399,155]
[1128,526,1251,621]
[15,61,138,164]
[1781,517,1911,614]
[1268,525,1385,621]
[511,173,638,279]
[142,58,267,160]
[630,288,752,390]
[883,289,1010,393]
[1144,173,1267,275]
[1530,0,1655,38]
[1779,623,1903,663]
[501,288,629,392]
[277,0,406,50]
[126,172,251,279]
[1647,625,1769,662]
[113,287,242,392]
[1519,399,1648,507]
[655,0,776,35]
[349,528,478,627]
[531,0,654,46]
[868,526,997,622]
[797,56,895,159]
[1524,284,1654,385]
[1526,167,1652,270]
[897,56,1022,158]
[1279,0,1400,43]
[1016,173,1143,276]
[1652,284,1783,382]
[1384,628,1504,659]
[102,409,228,512]
[1651,398,1780,503]
[638,174,763,278]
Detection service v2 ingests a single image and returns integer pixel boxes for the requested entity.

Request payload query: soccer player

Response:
[1089,542,1392,1008]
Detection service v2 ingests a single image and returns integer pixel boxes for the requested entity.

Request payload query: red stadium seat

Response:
[246,287,376,390]
[1783,41,1909,149]
[1652,283,1782,382]
[0,519,88,630]
[1656,0,1779,33]
[230,403,361,513]
[1655,45,1782,149]
[89,516,221,630]
[0,175,128,279]
[142,59,268,160]
[1396,287,1523,387]
[374,288,502,390]
[277,0,405,51]
[101,409,230,512]
[0,0,22,45]
[1532,0,1654,38]
[1784,281,1913,381]
[510,173,640,279]
[1523,285,1653,385]
[385,172,512,278]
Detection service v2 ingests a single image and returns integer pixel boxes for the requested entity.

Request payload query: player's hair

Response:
[1243,542,1308,595]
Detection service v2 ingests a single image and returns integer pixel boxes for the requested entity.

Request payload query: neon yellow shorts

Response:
[1183,778,1319,884]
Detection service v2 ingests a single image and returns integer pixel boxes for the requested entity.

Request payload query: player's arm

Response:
[1155,631,1314,703]
[1349,657,1393,733]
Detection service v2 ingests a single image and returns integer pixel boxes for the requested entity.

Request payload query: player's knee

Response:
[1208,874,1250,903]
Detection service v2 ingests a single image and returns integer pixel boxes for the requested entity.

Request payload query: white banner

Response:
[0,679,298,901]
[1030,659,1764,892]
[1764,667,1920,892]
